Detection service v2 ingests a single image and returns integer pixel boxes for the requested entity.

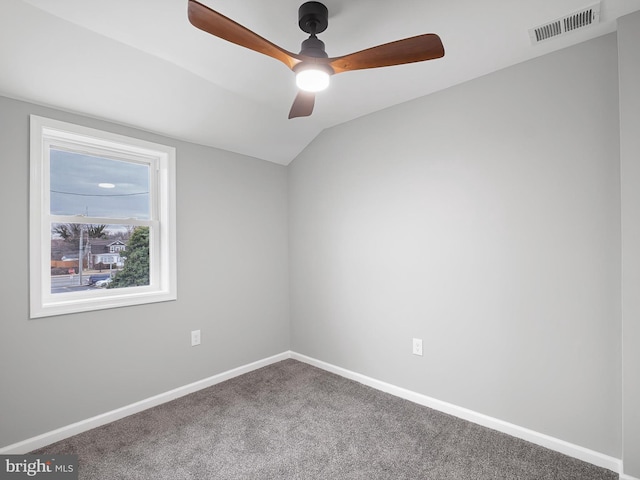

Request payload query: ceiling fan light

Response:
[296,68,330,92]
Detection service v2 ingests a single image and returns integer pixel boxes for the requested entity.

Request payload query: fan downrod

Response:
[298,2,328,35]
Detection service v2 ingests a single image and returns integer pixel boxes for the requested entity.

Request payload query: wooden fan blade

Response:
[188,0,302,70]
[288,91,315,119]
[328,34,444,74]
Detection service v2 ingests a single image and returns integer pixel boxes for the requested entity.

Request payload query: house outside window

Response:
[30,115,177,318]
[108,240,126,253]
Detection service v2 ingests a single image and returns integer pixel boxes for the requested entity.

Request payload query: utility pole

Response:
[78,227,84,286]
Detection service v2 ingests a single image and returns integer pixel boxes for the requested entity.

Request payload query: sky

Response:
[50,149,150,220]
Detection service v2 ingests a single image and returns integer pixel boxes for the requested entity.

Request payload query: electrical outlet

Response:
[191,330,201,346]
[412,338,423,356]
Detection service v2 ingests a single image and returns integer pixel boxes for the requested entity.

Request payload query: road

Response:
[51,275,99,294]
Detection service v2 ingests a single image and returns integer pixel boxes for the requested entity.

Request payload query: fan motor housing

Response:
[298,2,328,34]
[300,36,328,58]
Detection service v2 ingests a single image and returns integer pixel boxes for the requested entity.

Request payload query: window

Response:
[30,115,177,318]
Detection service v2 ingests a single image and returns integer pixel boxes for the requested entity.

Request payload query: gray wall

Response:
[0,96,290,448]
[289,34,622,458]
[619,11,640,478]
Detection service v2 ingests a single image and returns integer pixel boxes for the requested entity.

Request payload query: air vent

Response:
[529,3,600,44]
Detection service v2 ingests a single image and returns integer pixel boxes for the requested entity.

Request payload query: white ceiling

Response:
[2,0,639,165]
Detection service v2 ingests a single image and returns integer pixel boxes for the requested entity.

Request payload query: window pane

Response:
[51,223,150,294]
[50,149,150,219]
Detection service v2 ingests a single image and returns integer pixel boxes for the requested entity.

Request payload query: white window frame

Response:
[30,115,177,318]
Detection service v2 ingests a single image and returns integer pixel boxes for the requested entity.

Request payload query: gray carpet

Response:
[32,359,617,479]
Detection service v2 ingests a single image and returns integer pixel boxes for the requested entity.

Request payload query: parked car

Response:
[88,273,111,285]
[95,278,113,288]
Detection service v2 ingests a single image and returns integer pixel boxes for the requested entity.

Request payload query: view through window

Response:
[49,149,151,293]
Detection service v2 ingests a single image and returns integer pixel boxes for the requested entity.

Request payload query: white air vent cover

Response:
[529,3,601,44]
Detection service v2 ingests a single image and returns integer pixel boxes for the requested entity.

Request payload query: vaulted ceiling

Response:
[2,0,639,165]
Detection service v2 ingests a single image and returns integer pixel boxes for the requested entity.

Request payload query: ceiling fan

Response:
[187,0,445,119]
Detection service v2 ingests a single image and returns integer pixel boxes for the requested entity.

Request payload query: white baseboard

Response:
[1,350,632,478]
[0,351,290,455]
[290,352,623,475]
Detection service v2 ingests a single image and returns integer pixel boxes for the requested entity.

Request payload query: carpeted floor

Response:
[33,359,617,479]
